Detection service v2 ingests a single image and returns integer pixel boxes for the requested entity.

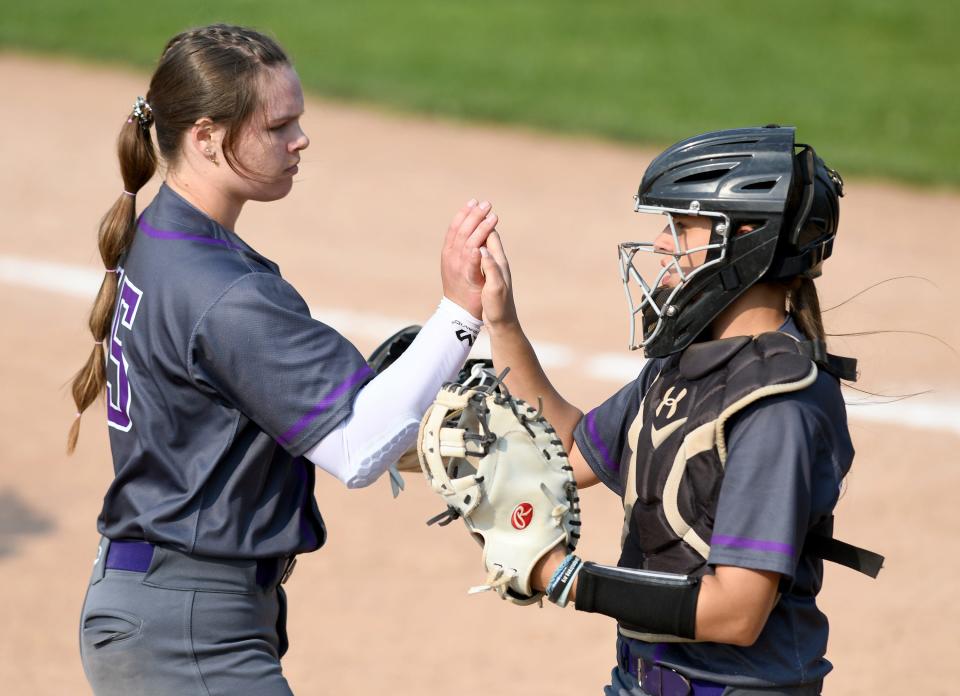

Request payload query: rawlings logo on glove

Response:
[417,367,581,605]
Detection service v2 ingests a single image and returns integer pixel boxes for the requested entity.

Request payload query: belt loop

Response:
[280,556,297,585]
[616,637,632,676]
[91,537,111,585]
[255,556,298,590]
[637,658,657,695]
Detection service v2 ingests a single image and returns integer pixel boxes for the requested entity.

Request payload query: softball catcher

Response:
[423,126,882,695]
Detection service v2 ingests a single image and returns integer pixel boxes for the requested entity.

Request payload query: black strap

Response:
[802,516,885,579]
[426,508,460,527]
[805,535,885,579]
[797,340,859,382]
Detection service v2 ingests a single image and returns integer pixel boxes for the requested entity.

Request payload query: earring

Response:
[206,149,219,166]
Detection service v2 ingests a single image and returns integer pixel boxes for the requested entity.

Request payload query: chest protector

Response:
[618,331,881,581]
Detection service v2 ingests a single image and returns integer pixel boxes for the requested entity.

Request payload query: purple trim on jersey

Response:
[711,534,795,556]
[277,365,374,447]
[585,409,617,471]
[138,216,245,250]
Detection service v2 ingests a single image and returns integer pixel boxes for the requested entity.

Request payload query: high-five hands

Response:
[478,230,518,330]
[441,199,499,319]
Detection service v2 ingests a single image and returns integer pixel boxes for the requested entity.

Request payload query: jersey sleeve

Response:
[188,273,373,457]
[574,361,660,496]
[707,394,832,579]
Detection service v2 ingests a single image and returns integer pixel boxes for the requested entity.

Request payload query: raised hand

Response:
[441,199,499,319]
[478,228,586,458]
[478,230,518,330]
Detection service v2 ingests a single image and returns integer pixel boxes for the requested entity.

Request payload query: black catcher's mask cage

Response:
[619,125,843,358]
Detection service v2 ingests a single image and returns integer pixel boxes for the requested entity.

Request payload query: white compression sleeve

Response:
[304,298,481,488]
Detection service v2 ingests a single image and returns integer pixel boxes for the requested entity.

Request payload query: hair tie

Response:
[122,190,136,197]
[105,268,118,273]
[75,412,82,420]
[130,96,154,130]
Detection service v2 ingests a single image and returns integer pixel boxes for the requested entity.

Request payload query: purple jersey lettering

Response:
[107,274,144,431]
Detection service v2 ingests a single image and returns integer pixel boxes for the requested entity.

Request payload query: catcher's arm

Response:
[532,545,780,645]
[479,232,598,488]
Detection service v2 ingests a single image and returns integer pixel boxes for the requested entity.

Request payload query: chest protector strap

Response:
[803,515,884,579]
[796,342,882,578]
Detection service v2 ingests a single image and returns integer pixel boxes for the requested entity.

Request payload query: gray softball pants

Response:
[79,537,293,696]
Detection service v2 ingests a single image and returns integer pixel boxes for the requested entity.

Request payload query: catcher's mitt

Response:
[417,367,581,605]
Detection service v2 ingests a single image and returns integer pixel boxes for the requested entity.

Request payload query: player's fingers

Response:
[466,211,498,248]
[485,229,507,262]
[444,199,478,249]
[479,247,504,289]
[481,244,512,291]
[455,200,492,243]
[485,230,511,283]
[466,246,485,286]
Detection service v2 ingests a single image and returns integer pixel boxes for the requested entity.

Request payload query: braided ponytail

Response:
[67,110,156,453]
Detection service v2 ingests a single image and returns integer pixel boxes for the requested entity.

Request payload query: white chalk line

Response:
[4,254,958,435]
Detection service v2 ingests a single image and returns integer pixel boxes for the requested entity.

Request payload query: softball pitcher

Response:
[71,24,497,695]
[477,126,882,695]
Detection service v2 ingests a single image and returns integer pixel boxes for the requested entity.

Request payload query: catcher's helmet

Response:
[618,125,844,357]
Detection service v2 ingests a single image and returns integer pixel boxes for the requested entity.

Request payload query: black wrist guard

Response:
[574,563,701,639]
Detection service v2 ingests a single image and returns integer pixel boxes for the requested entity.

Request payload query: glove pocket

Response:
[81,609,143,649]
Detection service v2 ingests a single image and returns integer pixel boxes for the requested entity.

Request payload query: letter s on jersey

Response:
[107,274,143,432]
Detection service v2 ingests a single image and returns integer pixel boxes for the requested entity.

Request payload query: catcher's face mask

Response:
[618,199,730,351]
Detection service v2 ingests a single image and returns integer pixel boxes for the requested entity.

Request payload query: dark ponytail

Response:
[787,276,826,343]
[67,113,156,453]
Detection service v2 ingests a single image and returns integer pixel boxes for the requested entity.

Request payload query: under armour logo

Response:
[656,386,688,419]
[455,329,476,346]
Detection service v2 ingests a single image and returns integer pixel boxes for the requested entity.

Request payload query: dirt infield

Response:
[2,53,958,695]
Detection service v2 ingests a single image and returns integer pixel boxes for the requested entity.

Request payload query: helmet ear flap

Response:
[784,146,816,248]
[767,145,842,280]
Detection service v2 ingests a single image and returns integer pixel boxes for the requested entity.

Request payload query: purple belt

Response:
[616,644,725,696]
[105,540,154,572]
[104,540,296,588]
[636,660,726,696]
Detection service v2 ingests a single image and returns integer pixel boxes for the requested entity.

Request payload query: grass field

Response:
[4,1,957,186]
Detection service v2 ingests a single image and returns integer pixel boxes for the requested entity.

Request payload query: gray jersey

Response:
[99,184,372,558]
[575,318,854,687]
